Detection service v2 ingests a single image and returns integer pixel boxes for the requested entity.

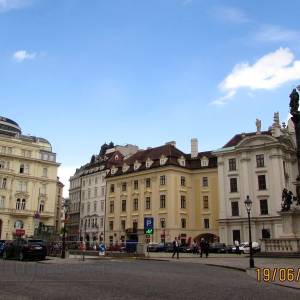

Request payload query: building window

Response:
[110,201,114,213]
[160,175,166,185]
[81,203,85,214]
[122,182,127,191]
[101,200,104,211]
[82,180,86,187]
[1,178,7,189]
[204,218,209,229]
[95,177,98,184]
[180,195,186,209]
[101,187,105,196]
[181,218,186,229]
[133,198,138,211]
[94,187,98,197]
[160,195,166,208]
[145,178,151,188]
[256,154,265,168]
[18,181,27,192]
[39,200,45,213]
[0,196,5,208]
[230,178,238,193]
[100,217,104,228]
[203,196,209,209]
[133,220,138,232]
[110,184,115,193]
[202,177,208,187]
[109,221,113,231]
[121,220,126,231]
[260,199,268,215]
[88,178,91,186]
[160,218,166,228]
[88,189,91,199]
[42,168,48,177]
[134,180,138,190]
[19,163,29,174]
[258,175,266,190]
[229,158,236,171]
[181,176,186,187]
[231,201,239,216]
[82,191,85,199]
[121,200,126,212]
[94,201,97,212]
[16,198,26,210]
[87,202,90,213]
[145,197,151,210]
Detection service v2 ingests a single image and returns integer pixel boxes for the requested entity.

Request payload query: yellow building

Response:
[105,140,219,245]
[0,116,60,240]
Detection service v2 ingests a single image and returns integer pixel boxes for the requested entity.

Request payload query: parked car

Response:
[147,243,165,252]
[2,238,47,261]
[179,245,192,253]
[208,243,229,253]
[231,242,260,254]
[164,242,174,252]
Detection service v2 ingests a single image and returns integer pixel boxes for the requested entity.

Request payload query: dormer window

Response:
[201,157,209,167]
[145,158,153,169]
[160,155,167,166]
[122,163,129,173]
[134,160,141,171]
[114,154,119,160]
[178,156,186,167]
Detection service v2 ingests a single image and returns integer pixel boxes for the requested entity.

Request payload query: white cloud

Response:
[212,48,300,105]
[13,50,36,62]
[0,0,29,12]
[255,25,300,42]
[57,166,77,198]
[213,6,250,24]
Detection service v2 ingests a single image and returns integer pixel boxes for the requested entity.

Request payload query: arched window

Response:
[16,198,21,210]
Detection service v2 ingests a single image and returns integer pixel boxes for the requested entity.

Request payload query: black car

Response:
[208,243,228,253]
[2,239,47,261]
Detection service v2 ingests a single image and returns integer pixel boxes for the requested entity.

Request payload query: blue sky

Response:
[1,0,300,195]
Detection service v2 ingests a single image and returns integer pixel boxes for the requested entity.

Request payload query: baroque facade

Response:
[105,140,219,245]
[214,114,297,245]
[0,116,59,239]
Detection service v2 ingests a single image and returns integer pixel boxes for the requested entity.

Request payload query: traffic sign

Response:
[144,217,154,235]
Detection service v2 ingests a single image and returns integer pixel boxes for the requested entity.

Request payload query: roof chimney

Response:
[191,138,198,158]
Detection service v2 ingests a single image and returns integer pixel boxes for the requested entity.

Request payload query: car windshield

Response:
[28,240,44,245]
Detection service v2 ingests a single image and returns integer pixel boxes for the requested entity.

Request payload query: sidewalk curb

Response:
[205,263,246,272]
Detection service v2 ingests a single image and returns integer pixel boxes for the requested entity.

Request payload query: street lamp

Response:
[244,195,254,268]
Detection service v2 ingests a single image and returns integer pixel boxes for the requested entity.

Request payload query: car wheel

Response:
[19,252,24,261]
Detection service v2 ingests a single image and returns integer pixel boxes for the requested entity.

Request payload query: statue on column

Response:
[289,88,299,114]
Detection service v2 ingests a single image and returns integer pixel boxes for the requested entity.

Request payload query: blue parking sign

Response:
[144,217,154,235]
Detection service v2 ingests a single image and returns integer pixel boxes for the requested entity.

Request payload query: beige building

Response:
[105,140,219,245]
[0,116,60,240]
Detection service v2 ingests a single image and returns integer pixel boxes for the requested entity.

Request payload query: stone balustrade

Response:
[261,238,300,253]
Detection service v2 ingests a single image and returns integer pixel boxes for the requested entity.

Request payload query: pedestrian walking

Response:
[234,240,240,255]
[200,238,209,258]
[172,237,180,259]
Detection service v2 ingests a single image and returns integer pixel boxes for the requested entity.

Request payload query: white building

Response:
[214,114,297,245]
[70,143,138,246]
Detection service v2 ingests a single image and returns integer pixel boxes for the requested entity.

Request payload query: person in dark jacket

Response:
[172,237,180,259]
[200,238,209,258]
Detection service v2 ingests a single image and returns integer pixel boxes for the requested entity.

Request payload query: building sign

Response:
[15,229,25,236]
[144,217,154,235]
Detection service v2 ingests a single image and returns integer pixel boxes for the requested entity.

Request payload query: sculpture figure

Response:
[255,119,261,133]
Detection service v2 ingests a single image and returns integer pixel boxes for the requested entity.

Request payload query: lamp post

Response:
[61,199,69,259]
[244,195,254,268]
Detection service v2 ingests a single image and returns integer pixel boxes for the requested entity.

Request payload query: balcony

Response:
[1,208,33,216]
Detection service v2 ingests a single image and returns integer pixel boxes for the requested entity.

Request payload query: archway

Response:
[194,233,219,243]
